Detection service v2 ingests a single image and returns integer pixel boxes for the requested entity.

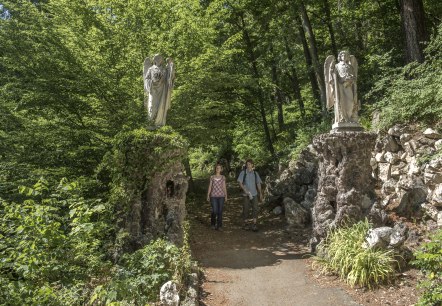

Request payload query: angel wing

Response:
[349,55,359,111]
[349,55,358,78]
[165,58,175,111]
[143,57,152,93]
[324,55,336,110]
[166,57,175,87]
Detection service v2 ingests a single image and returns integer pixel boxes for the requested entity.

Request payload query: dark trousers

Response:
[210,197,225,228]
[243,195,259,221]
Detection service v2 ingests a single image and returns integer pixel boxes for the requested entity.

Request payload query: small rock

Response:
[273,206,283,215]
[423,128,441,139]
[435,139,442,150]
[160,281,180,306]
[375,152,386,163]
[421,202,439,221]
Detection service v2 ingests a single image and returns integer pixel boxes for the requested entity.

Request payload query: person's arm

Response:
[238,171,249,195]
[223,176,228,202]
[257,173,263,202]
[207,176,213,202]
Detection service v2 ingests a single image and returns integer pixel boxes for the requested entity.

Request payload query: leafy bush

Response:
[368,24,442,129]
[0,178,110,305]
[413,229,442,306]
[314,220,397,288]
[90,223,193,305]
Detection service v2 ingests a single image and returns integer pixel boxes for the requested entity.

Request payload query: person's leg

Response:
[251,196,259,231]
[217,197,225,229]
[242,196,250,229]
[210,197,216,228]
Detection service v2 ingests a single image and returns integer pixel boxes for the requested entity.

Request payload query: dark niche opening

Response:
[166,180,175,198]
[330,200,337,212]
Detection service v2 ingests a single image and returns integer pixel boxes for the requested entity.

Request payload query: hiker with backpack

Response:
[237,159,263,232]
[207,162,228,231]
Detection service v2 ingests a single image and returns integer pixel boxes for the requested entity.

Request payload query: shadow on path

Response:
[188,179,359,306]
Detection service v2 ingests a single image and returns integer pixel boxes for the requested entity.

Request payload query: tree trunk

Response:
[296,15,321,111]
[299,2,327,117]
[183,157,194,193]
[240,14,275,156]
[283,36,305,119]
[323,0,338,56]
[400,0,427,63]
[270,44,285,131]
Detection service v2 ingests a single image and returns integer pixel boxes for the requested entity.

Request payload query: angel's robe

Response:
[144,62,174,127]
[334,61,357,123]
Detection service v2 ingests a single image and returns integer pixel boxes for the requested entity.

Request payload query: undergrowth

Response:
[313,220,398,289]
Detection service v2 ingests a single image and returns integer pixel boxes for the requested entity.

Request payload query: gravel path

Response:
[189,181,360,306]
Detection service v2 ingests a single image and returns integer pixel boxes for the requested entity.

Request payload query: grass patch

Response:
[313,220,398,289]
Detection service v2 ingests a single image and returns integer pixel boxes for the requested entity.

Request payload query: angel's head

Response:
[338,51,349,62]
[153,54,164,66]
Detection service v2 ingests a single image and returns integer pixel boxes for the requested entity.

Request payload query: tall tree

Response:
[400,0,428,63]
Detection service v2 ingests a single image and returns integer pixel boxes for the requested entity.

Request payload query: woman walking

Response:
[207,163,228,230]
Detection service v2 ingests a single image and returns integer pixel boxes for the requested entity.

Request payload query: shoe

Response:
[252,224,258,232]
[242,224,250,231]
[211,225,216,230]
[217,227,223,232]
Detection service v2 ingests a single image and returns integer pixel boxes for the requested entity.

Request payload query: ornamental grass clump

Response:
[314,219,397,289]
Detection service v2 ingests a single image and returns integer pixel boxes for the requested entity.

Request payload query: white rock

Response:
[384,152,399,164]
[375,152,386,163]
[408,157,421,175]
[423,128,441,139]
[438,211,442,227]
[435,139,442,150]
[365,227,393,249]
[400,133,412,145]
[431,184,442,207]
[160,281,180,306]
[378,163,391,182]
[421,203,439,221]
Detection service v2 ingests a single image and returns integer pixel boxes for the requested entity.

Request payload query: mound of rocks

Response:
[372,125,442,227]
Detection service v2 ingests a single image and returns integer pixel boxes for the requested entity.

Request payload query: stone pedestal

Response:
[104,127,188,254]
[331,122,364,133]
[311,132,377,242]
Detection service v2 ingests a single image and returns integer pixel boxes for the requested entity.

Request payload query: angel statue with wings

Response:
[143,54,175,127]
[324,51,362,131]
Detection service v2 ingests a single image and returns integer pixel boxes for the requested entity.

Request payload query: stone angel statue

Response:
[143,54,175,127]
[324,51,361,130]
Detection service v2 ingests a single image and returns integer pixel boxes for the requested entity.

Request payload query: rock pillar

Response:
[311,132,377,243]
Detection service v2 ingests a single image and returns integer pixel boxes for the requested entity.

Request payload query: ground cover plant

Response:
[413,229,442,306]
[313,220,398,289]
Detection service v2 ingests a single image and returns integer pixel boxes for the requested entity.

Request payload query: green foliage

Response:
[90,223,193,305]
[314,220,397,289]
[188,147,219,178]
[368,24,442,130]
[0,178,111,305]
[100,127,187,219]
[413,229,442,306]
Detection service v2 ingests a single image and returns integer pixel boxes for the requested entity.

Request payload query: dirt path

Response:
[188,180,360,306]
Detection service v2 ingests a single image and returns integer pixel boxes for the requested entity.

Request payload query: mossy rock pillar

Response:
[311,132,377,246]
[106,127,188,252]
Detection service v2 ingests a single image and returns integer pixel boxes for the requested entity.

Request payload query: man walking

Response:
[237,159,263,232]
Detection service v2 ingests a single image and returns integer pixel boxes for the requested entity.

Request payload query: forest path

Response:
[188,179,359,306]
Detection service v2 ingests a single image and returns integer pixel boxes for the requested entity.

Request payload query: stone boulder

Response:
[365,223,408,249]
[160,281,180,306]
[265,147,318,212]
[311,132,377,240]
[103,128,189,254]
[283,197,309,228]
